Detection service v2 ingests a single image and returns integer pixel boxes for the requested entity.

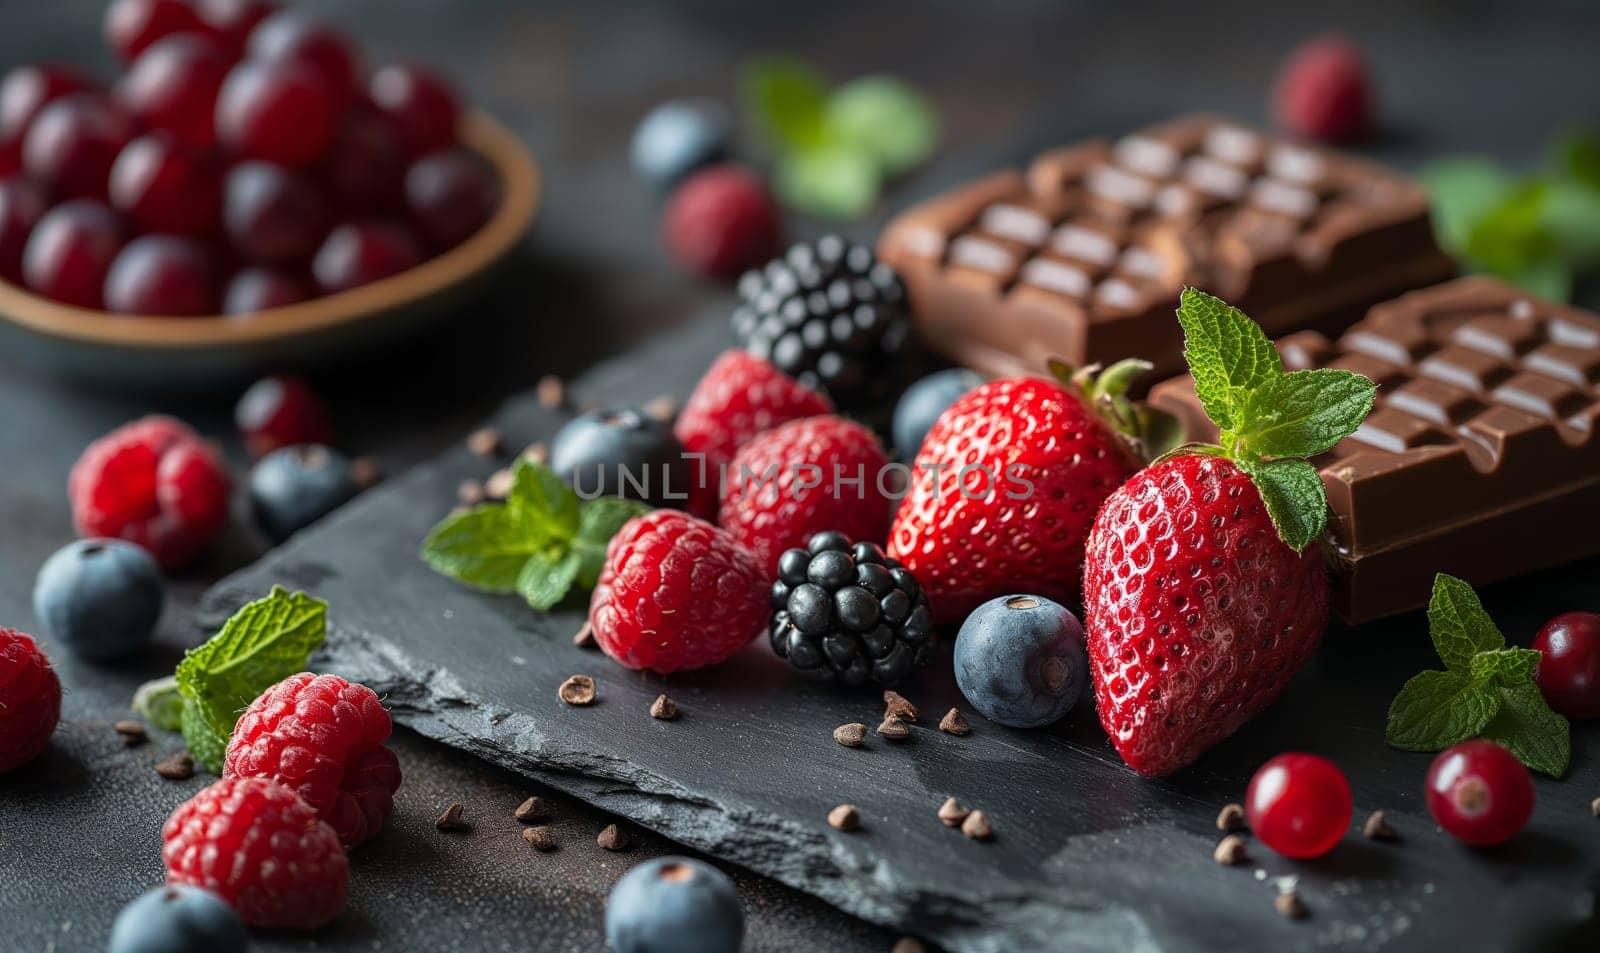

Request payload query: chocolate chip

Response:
[1213,834,1248,865]
[536,375,565,409]
[350,456,383,489]
[436,803,471,832]
[467,427,504,458]
[650,694,678,720]
[938,708,969,736]
[1216,802,1245,832]
[883,690,918,723]
[1363,810,1397,841]
[522,826,558,851]
[891,940,927,953]
[960,809,992,841]
[457,479,486,505]
[558,675,596,706]
[876,717,909,741]
[833,723,867,747]
[643,394,678,421]
[485,468,515,500]
[827,804,860,831]
[522,442,548,465]
[597,823,629,851]
[937,797,969,827]
[572,621,596,649]
[1275,890,1308,920]
[114,720,148,747]
[515,796,555,823]
[154,753,194,780]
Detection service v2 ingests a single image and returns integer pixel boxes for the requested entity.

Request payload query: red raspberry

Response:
[719,415,891,574]
[225,672,401,848]
[163,776,348,929]
[234,374,334,458]
[1273,34,1372,143]
[69,415,231,570]
[0,628,61,775]
[589,510,769,673]
[663,165,781,278]
[674,349,833,518]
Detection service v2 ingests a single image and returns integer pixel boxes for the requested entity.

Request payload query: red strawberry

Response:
[674,349,832,518]
[719,415,890,574]
[887,369,1145,623]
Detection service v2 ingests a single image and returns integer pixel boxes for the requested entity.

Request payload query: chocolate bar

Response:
[877,114,1454,379]
[1149,276,1600,623]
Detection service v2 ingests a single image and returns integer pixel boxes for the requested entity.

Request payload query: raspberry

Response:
[69,415,231,570]
[589,510,769,674]
[225,672,401,848]
[663,165,781,278]
[0,628,61,775]
[1273,34,1372,143]
[719,415,891,574]
[674,350,832,518]
[162,776,348,929]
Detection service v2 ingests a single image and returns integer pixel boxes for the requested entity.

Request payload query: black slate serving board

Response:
[200,315,1600,953]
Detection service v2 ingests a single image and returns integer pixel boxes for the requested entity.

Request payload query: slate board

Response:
[200,315,1600,953]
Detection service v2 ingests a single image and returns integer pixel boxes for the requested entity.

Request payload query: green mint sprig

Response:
[421,458,650,610]
[1173,289,1376,551]
[1386,574,1570,777]
[742,56,938,220]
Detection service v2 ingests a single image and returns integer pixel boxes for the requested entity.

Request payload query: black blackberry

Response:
[768,531,936,686]
[732,235,912,412]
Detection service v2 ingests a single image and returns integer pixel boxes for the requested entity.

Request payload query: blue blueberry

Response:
[954,595,1087,728]
[892,368,984,457]
[606,856,744,953]
[630,99,734,189]
[249,444,360,544]
[108,885,248,953]
[550,408,689,507]
[33,539,162,662]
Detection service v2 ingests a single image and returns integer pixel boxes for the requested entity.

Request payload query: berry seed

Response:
[650,694,678,720]
[1216,803,1245,832]
[1213,834,1248,865]
[522,826,557,851]
[938,708,969,736]
[1275,890,1308,920]
[155,752,194,780]
[515,796,554,823]
[827,804,860,831]
[466,426,503,458]
[1362,810,1397,841]
[558,675,597,706]
[536,375,565,409]
[114,719,148,747]
[435,802,471,833]
[937,797,969,827]
[960,810,993,841]
[597,823,629,851]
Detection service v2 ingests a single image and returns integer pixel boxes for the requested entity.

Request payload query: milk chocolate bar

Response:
[878,114,1454,379]
[1149,276,1600,623]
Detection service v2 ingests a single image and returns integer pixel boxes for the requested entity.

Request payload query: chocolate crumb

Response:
[350,456,383,489]
[650,694,678,720]
[521,826,558,851]
[938,708,969,736]
[558,675,596,706]
[114,720,148,747]
[937,797,969,827]
[154,753,194,780]
[883,690,918,723]
[827,804,860,832]
[1213,834,1248,865]
[572,621,596,648]
[515,797,554,823]
[597,823,629,851]
[876,716,909,741]
[960,809,993,841]
[485,468,515,500]
[467,427,504,458]
[1275,890,1308,920]
[891,940,927,953]
[643,395,678,421]
[833,723,867,747]
[457,479,485,505]
[1363,810,1397,841]
[522,442,549,465]
[536,375,565,409]
[436,802,471,832]
[1216,802,1245,832]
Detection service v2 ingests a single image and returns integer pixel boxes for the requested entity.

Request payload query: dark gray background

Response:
[2,1,1599,951]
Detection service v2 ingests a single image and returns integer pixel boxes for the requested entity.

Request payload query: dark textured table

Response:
[4,1,1600,951]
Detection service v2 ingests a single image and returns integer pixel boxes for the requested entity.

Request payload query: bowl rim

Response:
[0,110,541,351]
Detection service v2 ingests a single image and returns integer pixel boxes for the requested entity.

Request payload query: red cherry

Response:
[103,0,211,63]
[318,104,406,215]
[1425,739,1533,846]
[0,64,95,144]
[22,93,135,200]
[196,0,278,58]
[1533,612,1600,719]
[119,35,230,150]
[104,235,219,316]
[0,139,18,177]
[0,178,48,282]
[222,161,328,265]
[369,64,459,155]
[110,134,223,237]
[235,373,333,456]
[215,60,337,169]
[223,267,311,315]
[22,200,126,309]
[1244,753,1352,859]
[405,148,497,251]
[312,222,423,293]
[248,12,361,102]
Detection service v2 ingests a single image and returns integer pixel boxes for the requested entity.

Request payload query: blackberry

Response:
[768,531,936,686]
[732,235,911,412]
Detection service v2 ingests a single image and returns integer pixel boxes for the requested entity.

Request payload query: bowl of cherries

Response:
[0,0,540,383]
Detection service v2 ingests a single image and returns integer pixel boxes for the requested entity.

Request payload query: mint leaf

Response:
[824,75,938,176]
[1469,647,1543,686]
[132,675,185,732]
[1555,127,1600,191]
[574,497,651,588]
[1505,257,1573,301]
[1422,157,1518,253]
[776,145,881,220]
[1483,681,1571,778]
[421,505,549,592]
[1237,368,1375,460]
[1385,669,1501,751]
[1544,179,1600,270]
[742,57,829,152]
[175,587,327,741]
[517,550,583,611]
[1175,288,1282,434]
[1237,458,1327,552]
[509,459,581,541]
[1427,574,1504,670]
[1465,180,1557,276]
[180,698,225,774]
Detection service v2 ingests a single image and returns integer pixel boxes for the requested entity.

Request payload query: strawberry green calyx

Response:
[1173,288,1376,551]
[1047,357,1185,465]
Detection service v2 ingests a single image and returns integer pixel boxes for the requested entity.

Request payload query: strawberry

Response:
[887,362,1164,623]
[1084,289,1376,777]
[674,349,832,518]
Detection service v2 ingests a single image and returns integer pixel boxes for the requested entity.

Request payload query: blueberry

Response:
[630,99,733,190]
[892,368,985,457]
[954,595,1087,728]
[607,856,744,953]
[33,539,162,662]
[549,408,689,507]
[248,445,361,544]
[108,885,248,953]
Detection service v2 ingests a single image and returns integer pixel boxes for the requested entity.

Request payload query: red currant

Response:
[215,60,337,169]
[23,200,125,308]
[248,12,361,102]
[103,0,210,63]
[1425,739,1533,846]
[104,235,219,316]
[224,267,312,316]
[1244,752,1352,858]
[0,64,95,145]
[318,104,406,215]
[0,178,48,282]
[235,373,333,457]
[312,222,423,293]
[1533,612,1600,719]
[196,0,278,58]
[405,148,497,251]
[119,35,231,151]
[110,134,223,237]
[222,161,328,265]
[22,93,135,200]
[369,64,459,155]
